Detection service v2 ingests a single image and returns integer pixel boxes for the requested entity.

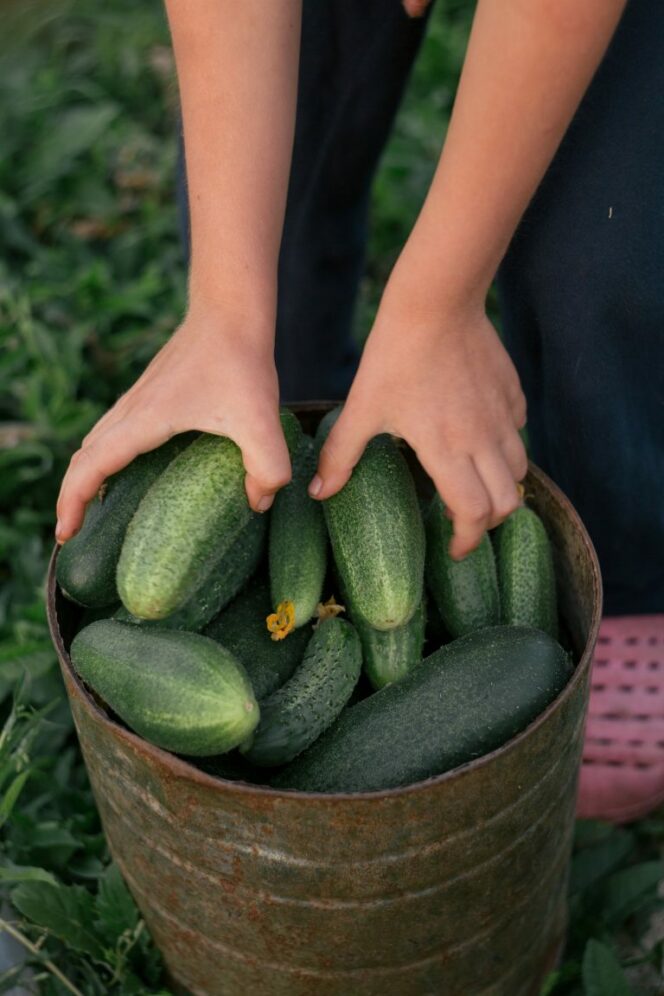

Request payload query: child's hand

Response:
[311,281,528,561]
[56,311,291,543]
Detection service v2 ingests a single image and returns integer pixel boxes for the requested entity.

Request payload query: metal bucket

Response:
[47,404,602,996]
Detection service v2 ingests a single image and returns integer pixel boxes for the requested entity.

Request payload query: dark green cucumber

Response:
[273,625,572,793]
[357,598,426,690]
[425,493,500,637]
[494,505,558,639]
[240,617,361,767]
[115,512,266,632]
[204,578,309,700]
[317,417,425,631]
[280,408,304,454]
[56,433,195,608]
[268,435,327,633]
[117,433,254,619]
[70,620,258,756]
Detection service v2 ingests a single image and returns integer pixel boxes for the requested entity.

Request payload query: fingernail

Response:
[55,520,65,545]
[308,475,322,498]
[257,494,274,513]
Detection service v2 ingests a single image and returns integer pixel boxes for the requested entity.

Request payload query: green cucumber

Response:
[357,598,426,690]
[279,408,304,454]
[273,625,572,793]
[117,433,253,620]
[56,433,195,608]
[494,505,558,639]
[317,416,424,631]
[204,579,310,700]
[425,493,500,637]
[70,620,258,756]
[268,436,327,636]
[115,513,266,632]
[240,617,361,767]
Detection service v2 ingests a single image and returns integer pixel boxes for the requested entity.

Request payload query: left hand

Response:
[310,274,528,560]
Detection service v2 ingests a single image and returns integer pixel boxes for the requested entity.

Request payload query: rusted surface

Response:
[47,405,602,996]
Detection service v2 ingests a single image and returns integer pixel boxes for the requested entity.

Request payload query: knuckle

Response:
[262,469,292,492]
[463,499,490,525]
[70,446,92,467]
[493,492,520,522]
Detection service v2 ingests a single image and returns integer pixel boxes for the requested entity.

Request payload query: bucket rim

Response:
[47,410,602,803]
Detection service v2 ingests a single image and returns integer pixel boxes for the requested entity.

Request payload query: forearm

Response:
[165,0,301,330]
[390,0,627,312]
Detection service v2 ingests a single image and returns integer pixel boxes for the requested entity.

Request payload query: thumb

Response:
[310,408,374,500]
[235,412,292,513]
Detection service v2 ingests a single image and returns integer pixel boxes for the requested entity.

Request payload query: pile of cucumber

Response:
[59,408,572,794]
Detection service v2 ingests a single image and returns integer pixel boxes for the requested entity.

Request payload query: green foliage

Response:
[0,0,662,993]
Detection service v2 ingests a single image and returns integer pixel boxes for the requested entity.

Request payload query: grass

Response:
[0,1,662,993]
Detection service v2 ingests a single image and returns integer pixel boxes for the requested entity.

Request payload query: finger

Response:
[510,388,527,430]
[234,413,292,513]
[473,450,522,530]
[311,407,375,500]
[501,431,529,483]
[403,0,430,16]
[56,418,173,542]
[82,395,131,447]
[416,450,492,561]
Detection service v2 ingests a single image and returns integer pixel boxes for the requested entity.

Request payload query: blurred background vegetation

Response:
[0,0,661,992]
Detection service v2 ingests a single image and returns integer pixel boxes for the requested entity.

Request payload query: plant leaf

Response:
[582,940,633,996]
[0,863,57,885]
[11,881,105,958]
[95,864,138,945]
[598,861,664,926]
[569,829,634,896]
[0,771,30,828]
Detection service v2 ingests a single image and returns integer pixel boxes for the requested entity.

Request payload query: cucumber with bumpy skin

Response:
[204,578,309,700]
[56,433,195,608]
[70,620,259,756]
[241,616,361,767]
[115,513,266,632]
[267,435,327,639]
[273,626,572,793]
[358,598,426,690]
[117,433,254,620]
[426,494,500,638]
[494,505,558,639]
[317,413,425,631]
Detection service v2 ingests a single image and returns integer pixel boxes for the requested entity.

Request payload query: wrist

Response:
[187,268,277,342]
[379,249,488,336]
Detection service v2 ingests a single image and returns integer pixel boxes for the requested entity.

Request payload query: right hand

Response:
[55,310,291,543]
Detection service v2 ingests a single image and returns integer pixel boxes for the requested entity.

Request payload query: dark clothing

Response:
[497,0,664,614]
[178,0,664,615]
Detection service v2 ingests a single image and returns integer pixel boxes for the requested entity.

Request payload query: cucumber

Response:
[240,617,361,767]
[115,513,266,632]
[494,505,558,639]
[317,417,424,631]
[70,620,259,756]
[279,408,304,454]
[117,433,253,620]
[56,433,195,608]
[337,568,425,689]
[204,579,310,700]
[273,625,572,793]
[267,436,327,638]
[425,494,500,637]
[358,598,426,690]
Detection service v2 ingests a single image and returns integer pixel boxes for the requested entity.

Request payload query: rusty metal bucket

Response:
[47,404,602,996]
